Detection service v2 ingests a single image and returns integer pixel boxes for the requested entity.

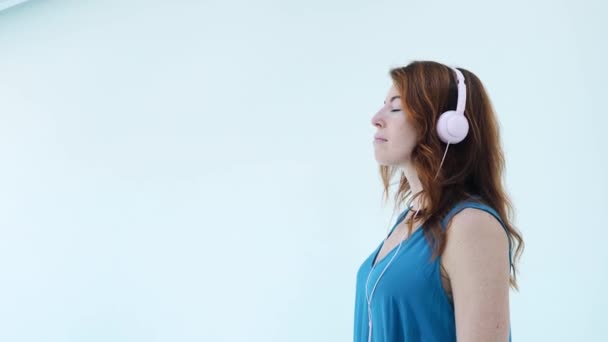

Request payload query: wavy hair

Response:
[379,60,524,290]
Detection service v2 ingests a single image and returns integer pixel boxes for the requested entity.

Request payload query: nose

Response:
[371,109,384,128]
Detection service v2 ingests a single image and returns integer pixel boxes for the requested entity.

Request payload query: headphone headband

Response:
[451,67,467,115]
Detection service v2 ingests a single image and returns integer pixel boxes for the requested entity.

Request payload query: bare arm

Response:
[442,208,511,342]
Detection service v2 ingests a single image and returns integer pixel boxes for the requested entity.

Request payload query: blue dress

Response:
[353,200,513,341]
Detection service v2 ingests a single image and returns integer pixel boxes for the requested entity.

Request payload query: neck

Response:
[401,166,426,211]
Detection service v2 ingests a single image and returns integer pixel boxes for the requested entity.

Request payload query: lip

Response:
[374,134,388,141]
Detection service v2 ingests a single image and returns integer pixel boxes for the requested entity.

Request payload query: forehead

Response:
[384,84,401,104]
[387,84,398,95]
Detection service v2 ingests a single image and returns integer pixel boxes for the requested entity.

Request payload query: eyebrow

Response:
[383,96,401,104]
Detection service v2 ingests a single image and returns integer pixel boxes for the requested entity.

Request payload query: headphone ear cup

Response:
[437,110,469,144]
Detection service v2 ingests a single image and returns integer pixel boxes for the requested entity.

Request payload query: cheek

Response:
[395,123,418,146]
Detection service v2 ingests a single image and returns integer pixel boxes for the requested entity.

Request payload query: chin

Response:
[374,158,398,167]
[374,154,409,167]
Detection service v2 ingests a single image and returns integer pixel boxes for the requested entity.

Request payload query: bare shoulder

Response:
[442,207,511,341]
[444,208,508,256]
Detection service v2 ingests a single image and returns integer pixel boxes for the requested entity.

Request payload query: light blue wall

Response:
[0,0,606,341]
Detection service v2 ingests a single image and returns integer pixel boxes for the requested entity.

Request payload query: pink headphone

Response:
[436,67,469,144]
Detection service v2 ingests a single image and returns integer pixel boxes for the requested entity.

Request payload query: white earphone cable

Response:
[365,207,421,342]
[434,142,450,180]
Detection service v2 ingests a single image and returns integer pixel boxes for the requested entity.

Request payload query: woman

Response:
[354,61,524,342]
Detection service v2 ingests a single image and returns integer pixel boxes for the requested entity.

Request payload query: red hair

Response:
[379,61,524,289]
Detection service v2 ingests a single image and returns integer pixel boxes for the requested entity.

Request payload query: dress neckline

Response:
[370,208,424,268]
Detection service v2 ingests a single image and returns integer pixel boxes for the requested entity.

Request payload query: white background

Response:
[1,0,606,341]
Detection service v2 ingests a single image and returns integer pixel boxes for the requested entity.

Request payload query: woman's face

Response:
[371,84,418,167]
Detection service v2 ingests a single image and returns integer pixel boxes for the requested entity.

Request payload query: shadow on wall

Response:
[0,0,34,13]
